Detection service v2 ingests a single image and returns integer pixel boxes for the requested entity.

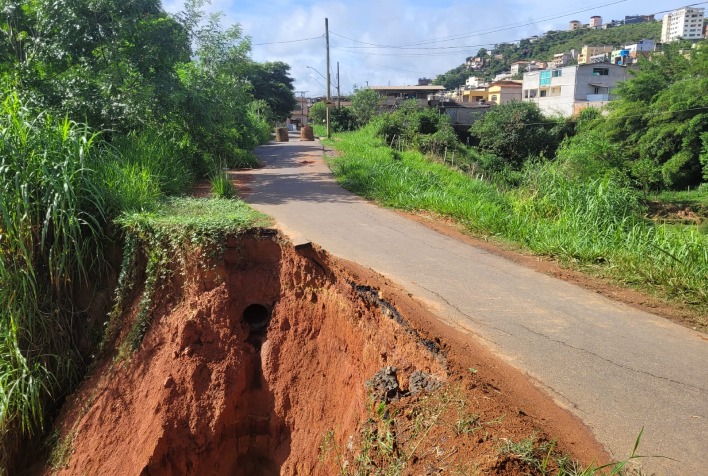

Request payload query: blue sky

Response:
[162,0,694,96]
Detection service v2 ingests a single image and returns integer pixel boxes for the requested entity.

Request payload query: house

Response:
[578,45,614,64]
[661,6,705,42]
[460,88,489,103]
[487,81,523,105]
[589,16,603,28]
[465,76,488,89]
[568,20,582,31]
[610,49,630,65]
[624,14,655,24]
[509,61,544,75]
[521,64,628,117]
[624,39,655,54]
[510,61,530,75]
[493,71,513,81]
[465,56,487,70]
[369,85,446,109]
[551,52,571,67]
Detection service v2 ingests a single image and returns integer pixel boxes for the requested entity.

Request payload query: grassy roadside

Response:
[323,126,708,328]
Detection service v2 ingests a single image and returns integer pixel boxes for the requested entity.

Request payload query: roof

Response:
[369,86,446,91]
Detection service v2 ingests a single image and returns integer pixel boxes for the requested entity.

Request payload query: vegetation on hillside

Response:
[434,22,662,88]
[0,0,291,472]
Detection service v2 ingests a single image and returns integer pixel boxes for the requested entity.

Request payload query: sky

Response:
[161,0,699,97]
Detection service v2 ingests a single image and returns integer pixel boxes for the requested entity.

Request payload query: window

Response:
[540,90,547,97]
[540,70,551,86]
[552,69,562,77]
[592,68,609,76]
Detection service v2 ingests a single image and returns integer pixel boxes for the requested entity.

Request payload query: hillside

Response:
[434,21,662,89]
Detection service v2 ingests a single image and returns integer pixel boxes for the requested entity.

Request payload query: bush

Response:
[351,88,382,127]
[555,128,625,182]
[330,106,356,132]
[469,101,554,168]
[662,150,700,189]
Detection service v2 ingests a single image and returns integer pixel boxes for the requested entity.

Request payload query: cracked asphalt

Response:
[240,137,708,475]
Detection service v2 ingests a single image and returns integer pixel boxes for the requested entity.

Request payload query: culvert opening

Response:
[243,304,271,331]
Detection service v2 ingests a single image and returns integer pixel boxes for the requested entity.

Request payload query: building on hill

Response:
[625,14,655,24]
[521,63,628,117]
[661,6,705,42]
[465,76,488,89]
[511,61,545,75]
[590,16,603,28]
[487,81,522,105]
[551,52,572,67]
[465,56,487,70]
[610,49,630,65]
[578,45,614,64]
[568,20,582,31]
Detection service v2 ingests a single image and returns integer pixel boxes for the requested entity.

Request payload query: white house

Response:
[522,64,628,117]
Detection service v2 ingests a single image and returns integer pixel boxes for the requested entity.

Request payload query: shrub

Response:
[469,101,553,168]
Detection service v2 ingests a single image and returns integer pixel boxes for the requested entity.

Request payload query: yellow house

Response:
[578,45,614,64]
[461,88,489,103]
[486,81,522,105]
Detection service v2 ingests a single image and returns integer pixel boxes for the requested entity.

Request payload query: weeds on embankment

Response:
[324,127,708,323]
[320,385,651,476]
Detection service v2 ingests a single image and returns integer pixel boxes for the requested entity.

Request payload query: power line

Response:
[252,35,323,46]
[331,1,708,54]
[331,0,630,49]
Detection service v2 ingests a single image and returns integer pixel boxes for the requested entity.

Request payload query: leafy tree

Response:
[0,0,190,131]
[432,64,468,90]
[329,106,356,132]
[309,101,327,125]
[245,61,296,121]
[350,88,381,126]
[469,101,553,167]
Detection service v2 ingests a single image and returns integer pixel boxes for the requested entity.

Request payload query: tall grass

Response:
[326,126,708,315]
[0,94,108,472]
[98,128,194,213]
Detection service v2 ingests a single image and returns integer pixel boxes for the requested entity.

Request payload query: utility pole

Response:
[337,61,341,108]
[325,17,331,138]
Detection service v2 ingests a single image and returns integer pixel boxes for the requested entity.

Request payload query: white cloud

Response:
[162,0,671,96]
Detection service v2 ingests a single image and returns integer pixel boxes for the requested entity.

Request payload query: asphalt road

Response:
[240,136,708,475]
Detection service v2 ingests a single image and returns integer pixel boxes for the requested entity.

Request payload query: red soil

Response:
[39,232,608,475]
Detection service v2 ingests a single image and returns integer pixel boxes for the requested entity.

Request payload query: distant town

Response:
[292,5,706,126]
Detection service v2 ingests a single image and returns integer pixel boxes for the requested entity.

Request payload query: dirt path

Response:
[236,136,708,475]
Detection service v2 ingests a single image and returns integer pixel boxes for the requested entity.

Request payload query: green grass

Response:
[325,126,708,322]
[313,124,327,138]
[210,171,237,199]
[0,94,108,472]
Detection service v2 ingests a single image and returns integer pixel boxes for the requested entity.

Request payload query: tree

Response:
[469,101,553,167]
[309,101,326,124]
[245,61,296,121]
[432,64,468,90]
[350,88,381,127]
